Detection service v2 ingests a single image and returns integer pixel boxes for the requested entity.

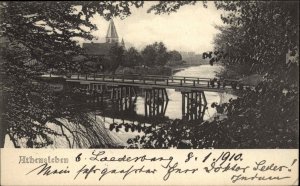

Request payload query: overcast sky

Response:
[79,2,224,53]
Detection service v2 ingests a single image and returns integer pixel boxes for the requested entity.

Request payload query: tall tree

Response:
[168,50,182,61]
[123,47,142,67]
[129,1,299,148]
[109,44,125,71]
[141,42,169,66]
[0,1,144,147]
[141,44,157,67]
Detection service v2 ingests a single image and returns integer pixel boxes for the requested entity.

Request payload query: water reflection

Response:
[75,65,226,148]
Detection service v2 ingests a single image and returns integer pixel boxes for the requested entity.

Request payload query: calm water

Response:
[134,65,224,120]
[99,65,226,146]
[4,65,228,148]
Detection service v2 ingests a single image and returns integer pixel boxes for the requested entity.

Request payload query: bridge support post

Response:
[181,91,207,121]
[110,85,137,111]
[144,88,168,117]
[86,83,106,105]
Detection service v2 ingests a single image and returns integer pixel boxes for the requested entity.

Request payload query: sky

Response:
[78,1,224,53]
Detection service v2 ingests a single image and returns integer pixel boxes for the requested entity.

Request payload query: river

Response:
[98,64,235,147]
[134,65,224,120]
[4,64,235,148]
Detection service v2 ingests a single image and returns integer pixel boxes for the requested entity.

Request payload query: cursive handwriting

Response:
[204,162,249,173]
[74,164,156,181]
[89,150,174,168]
[162,162,198,181]
[23,151,295,184]
[26,163,70,176]
[253,160,289,172]
[231,173,290,183]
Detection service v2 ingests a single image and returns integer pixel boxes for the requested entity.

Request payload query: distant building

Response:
[82,19,125,58]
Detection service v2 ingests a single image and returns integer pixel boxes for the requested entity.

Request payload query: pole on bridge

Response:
[149,90,153,116]
[161,97,164,114]
[191,92,194,120]
[195,92,198,120]
[156,89,159,115]
[198,92,202,120]
[145,90,148,117]
[187,93,190,120]
[124,87,128,110]
[182,92,185,119]
[120,87,123,111]
[152,89,156,115]
[128,87,132,109]
[164,89,169,101]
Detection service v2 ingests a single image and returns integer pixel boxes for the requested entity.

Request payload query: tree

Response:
[141,44,157,67]
[108,44,125,71]
[128,1,299,148]
[123,47,142,67]
[141,42,169,67]
[168,50,182,61]
[0,1,144,148]
[167,50,184,66]
[208,1,299,148]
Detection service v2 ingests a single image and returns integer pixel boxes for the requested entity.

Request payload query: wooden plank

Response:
[145,90,148,116]
[66,78,230,93]
[187,93,190,120]
[182,92,185,118]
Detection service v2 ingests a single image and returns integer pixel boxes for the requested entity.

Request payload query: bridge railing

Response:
[66,73,248,90]
[71,73,211,84]
[70,73,212,82]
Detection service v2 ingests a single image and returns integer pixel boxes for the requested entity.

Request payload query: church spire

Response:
[106,19,119,43]
[121,38,125,49]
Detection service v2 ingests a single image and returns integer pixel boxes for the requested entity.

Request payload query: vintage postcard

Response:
[0,1,299,185]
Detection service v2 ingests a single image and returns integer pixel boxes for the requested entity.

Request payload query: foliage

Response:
[141,42,170,67]
[129,1,299,149]
[108,44,125,71]
[166,50,185,66]
[211,1,299,77]
[0,1,143,147]
[123,47,142,67]
[147,1,205,14]
[168,50,182,61]
[1,1,298,149]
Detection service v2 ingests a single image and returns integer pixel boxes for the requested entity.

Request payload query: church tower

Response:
[121,38,125,49]
[106,19,119,43]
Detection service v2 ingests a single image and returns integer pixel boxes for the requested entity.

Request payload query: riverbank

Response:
[114,63,204,76]
[114,65,172,76]
[168,63,203,74]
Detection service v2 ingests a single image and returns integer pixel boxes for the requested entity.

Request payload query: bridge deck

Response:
[60,73,247,93]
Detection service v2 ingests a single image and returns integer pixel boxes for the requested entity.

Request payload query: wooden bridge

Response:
[44,73,247,121]
[63,73,246,92]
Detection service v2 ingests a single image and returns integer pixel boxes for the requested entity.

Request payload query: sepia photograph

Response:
[0,1,299,150]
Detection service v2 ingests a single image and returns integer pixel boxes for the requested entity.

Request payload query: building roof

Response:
[82,43,116,56]
[106,19,118,39]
